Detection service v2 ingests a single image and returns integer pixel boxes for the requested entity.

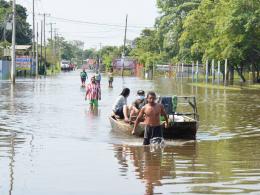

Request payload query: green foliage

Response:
[0,0,32,45]
[129,0,260,81]
[103,54,112,70]
[83,45,131,71]
[99,46,121,70]
[129,0,200,65]
[83,48,97,59]
[179,0,260,71]
[156,0,201,60]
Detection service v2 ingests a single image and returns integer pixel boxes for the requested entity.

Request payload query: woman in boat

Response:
[112,88,130,123]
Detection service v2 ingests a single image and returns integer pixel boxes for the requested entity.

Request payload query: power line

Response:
[26,11,153,29]
[45,15,154,29]
[59,34,126,39]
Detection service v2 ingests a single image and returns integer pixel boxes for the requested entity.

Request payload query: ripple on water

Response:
[1,73,260,194]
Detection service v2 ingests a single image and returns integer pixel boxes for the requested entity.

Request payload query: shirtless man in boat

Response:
[132,91,169,145]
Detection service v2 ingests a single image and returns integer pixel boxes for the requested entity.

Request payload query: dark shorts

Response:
[143,125,163,145]
[81,78,86,82]
[114,107,124,119]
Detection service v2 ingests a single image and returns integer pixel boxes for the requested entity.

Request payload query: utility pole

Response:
[53,28,57,65]
[43,13,46,76]
[98,42,101,70]
[48,22,55,73]
[40,20,43,75]
[121,14,128,77]
[36,22,38,77]
[32,0,35,76]
[82,42,85,68]
[11,0,16,83]
[55,31,61,66]
[38,13,50,76]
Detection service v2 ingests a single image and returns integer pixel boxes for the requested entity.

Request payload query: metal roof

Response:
[15,45,32,50]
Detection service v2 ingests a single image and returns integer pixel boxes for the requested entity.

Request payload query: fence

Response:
[0,60,11,80]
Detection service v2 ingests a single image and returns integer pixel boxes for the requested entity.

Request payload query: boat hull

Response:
[109,116,197,140]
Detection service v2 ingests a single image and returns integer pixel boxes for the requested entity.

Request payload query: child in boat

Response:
[112,88,130,123]
[129,90,147,121]
[132,91,168,145]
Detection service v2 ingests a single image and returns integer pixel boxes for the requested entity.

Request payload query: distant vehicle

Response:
[61,60,70,71]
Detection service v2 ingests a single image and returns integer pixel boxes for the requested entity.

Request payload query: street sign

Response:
[16,56,32,70]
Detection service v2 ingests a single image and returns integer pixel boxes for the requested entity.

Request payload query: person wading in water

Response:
[80,69,88,87]
[85,76,101,108]
[108,68,113,88]
[132,91,169,145]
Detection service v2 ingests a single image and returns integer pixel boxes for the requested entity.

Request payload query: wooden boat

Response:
[109,96,199,140]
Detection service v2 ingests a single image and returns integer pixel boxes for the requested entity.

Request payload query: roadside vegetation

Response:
[86,0,260,83]
[1,0,259,82]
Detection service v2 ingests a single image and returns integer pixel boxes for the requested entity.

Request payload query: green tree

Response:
[179,0,260,82]
[156,0,201,61]
[0,0,32,45]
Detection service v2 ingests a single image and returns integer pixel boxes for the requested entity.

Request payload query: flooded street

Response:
[1,70,260,194]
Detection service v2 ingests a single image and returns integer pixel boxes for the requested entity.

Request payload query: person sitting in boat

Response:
[129,90,147,121]
[132,91,169,145]
[112,88,131,123]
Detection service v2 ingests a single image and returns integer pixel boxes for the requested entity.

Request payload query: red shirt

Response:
[86,83,101,100]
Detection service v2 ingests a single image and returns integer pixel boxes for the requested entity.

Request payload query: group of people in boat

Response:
[80,68,169,145]
[112,88,169,145]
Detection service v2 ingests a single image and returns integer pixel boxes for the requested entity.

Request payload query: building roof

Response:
[15,45,32,50]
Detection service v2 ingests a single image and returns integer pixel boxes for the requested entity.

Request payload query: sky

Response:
[16,0,159,49]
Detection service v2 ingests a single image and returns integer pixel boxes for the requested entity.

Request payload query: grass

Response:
[189,83,242,90]
[247,84,260,89]
[189,82,260,90]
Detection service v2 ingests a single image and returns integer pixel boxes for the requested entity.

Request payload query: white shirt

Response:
[112,95,127,112]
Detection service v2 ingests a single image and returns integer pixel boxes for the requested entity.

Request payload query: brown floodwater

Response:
[0,70,260,195]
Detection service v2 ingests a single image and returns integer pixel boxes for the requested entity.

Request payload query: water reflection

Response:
[113,142,197,194]
[1,72,260,194]
[85,106,100,117]
[0,131,28,195]
[8,135,15,195]
[113,136,260,194]
[1,81,33,195]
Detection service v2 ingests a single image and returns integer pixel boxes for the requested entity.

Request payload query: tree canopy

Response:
[0,0,32,45]
[128,0,260,81]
